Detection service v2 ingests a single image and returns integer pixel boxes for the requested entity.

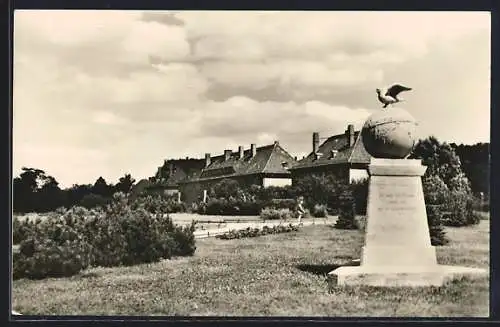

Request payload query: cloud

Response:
[122,21,190,64]
[92,111,129,126]
[193,96,372,152]
[141,11,185,26]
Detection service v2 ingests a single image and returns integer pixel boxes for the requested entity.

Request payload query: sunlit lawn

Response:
[12,219,489,317]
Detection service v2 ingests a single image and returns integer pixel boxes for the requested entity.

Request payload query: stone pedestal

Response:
[328,158,487,287]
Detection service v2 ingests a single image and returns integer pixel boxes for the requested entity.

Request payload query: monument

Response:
[328,106,488,287]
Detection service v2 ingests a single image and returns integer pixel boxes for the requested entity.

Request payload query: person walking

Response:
[296,196,305,226]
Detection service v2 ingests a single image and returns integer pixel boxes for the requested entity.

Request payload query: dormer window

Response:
[330,150,338,159]
[314,152,323,160]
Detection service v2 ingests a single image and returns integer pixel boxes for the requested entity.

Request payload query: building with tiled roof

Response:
[179,141,297,204]
[289,124,372,183]
[128,157,206,201]
[154,158,206,190]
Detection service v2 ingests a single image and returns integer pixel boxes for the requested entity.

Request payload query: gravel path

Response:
[193,217,336,239]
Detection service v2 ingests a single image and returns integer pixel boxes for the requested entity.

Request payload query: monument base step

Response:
[328,265,488,288]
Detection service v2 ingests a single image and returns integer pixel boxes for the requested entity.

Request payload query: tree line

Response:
[13,169,136,213]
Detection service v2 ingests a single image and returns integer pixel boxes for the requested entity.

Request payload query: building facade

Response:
[289,124,372,184]
[179,141,297,204]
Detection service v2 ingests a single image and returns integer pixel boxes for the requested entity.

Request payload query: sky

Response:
[13,10,491,188]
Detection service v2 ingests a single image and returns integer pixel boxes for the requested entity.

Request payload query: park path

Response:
[193,217,337,239]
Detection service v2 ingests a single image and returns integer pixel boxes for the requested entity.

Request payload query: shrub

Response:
[334,189,358,230]
[216,223,300,240]
[266,198,297,211]
[13,214,94,280]
[89,194,196,267]
[79,193,111,209]
[465,197,481,226]
[443,190,470,227]
[250,185,295,202]
[311,204,328,218]
[12,216,35,245]
[132,194,187,214]
[13,193,196,280]
[470,195,489,212]
[423,175,449,206]
[13,237,94,280]
[260,208,293,221]
[291,174,345,212]
[203,198,263,216]
[350,178,368,215]
[426,205,449,246]
[209,179,242,199]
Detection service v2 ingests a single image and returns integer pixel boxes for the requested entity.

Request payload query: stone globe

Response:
[361,108,418,159]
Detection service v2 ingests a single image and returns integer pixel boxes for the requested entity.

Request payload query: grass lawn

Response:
[12,220,489,317]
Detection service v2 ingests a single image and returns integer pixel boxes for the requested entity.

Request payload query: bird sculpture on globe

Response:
[361,107,418,159]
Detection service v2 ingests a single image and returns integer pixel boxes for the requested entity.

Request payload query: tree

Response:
[13,168,65,213]
[350,178,368,215]
[13,168,46,212]
[92,177,114,198]
[410,136,464,189]
[37,176,66,212]
[115,174,136,194]
[291,173,345,212]
[209,179,242,199]
[422,175,449,206]
[64,184,93,208]
[412,138,480,227]
[451,142,490,198]
[422,175,449,245]
[334,187,358,230]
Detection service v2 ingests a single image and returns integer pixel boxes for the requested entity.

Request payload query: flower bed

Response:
[215,223,300,240]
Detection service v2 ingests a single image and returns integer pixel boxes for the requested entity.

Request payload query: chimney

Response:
[251,144,257,157]
[312,132,320,154]
[345,124,355,147]
[224,149,232,161]
[238,146,244,159]
[204,153,211,168]
[294,156,298,161]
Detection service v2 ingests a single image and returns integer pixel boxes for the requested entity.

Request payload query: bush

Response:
[334,189,358,230]
[266,198,297,211]
[311,204,328,218]
[132,194,187,214]
[250,185,295,202]
[426,205,449,246]
[465,197,481,226]
[13,193,196,280]
[89,194,196,267]
[423,175,449,206]
[470,195,489,212]
[203,198,263,216]
[291,174,345,212]
[79,193,111,209]
[216,223,300,240]
[13,237,94,280]
[13,213,94,280]
[260,208,293,221]
[209,179,242,199]
[443,190,470,227]
[350,179,368,215]
[12,216,35,245]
